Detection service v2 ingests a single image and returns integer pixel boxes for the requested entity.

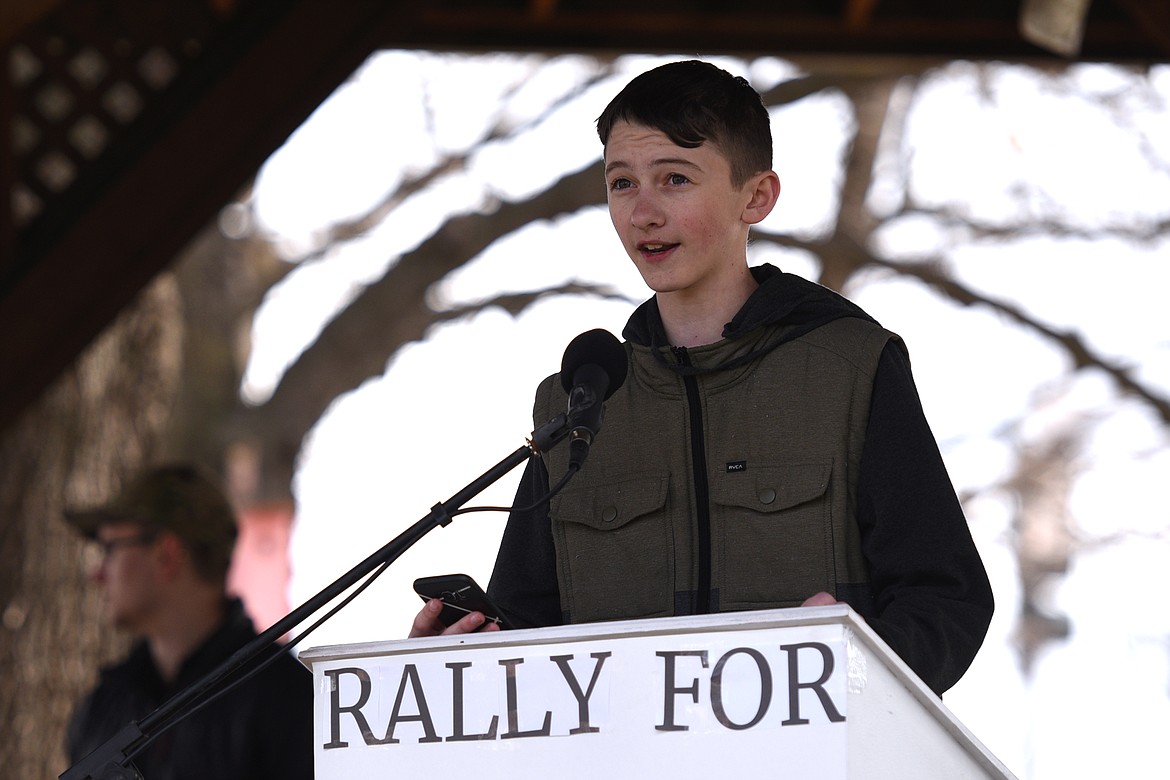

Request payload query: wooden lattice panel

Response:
[6,0,239,232]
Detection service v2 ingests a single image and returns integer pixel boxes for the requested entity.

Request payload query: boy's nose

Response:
[630,192,665,229]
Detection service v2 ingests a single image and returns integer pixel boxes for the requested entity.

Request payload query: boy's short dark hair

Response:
[596,60,773,187]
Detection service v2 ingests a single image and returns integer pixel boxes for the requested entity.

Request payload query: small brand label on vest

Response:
[725,461,747,473]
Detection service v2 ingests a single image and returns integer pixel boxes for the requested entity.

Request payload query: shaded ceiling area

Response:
[2,0,1168,433]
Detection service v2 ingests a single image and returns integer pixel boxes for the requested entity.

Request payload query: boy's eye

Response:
[667,173,690,186]
[609,177,633,191]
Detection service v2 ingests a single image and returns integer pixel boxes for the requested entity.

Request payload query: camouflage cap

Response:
[65,464,238,560]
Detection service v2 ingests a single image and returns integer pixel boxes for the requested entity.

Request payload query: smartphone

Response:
[413,573,512,630]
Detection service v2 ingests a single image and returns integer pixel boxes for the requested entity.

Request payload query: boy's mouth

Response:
[638,241,678,256]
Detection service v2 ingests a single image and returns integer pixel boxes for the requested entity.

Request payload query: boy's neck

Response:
[657,268,758,348]
[145,584,226,684]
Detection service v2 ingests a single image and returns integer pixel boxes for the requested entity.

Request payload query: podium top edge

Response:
[299,604,863,663]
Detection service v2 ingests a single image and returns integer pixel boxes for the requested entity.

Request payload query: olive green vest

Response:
[535,316,896,623]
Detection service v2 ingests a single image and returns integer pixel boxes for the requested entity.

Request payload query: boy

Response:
[412,60,993,696]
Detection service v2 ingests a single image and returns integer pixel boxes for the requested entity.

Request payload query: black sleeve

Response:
[254,650,315,780]
[855,341,994,695]
[65,690,96,764]
[486,455,564,628]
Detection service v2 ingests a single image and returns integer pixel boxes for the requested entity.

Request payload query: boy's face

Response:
[603,120,768,302]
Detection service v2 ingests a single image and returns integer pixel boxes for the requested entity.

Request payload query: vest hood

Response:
[622,263,887,375]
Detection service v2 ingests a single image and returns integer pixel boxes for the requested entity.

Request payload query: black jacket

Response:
[489,265,994,695]
[66,599,314,780]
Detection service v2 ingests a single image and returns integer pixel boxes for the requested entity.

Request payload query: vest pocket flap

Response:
[551,473,668,531]
[712,462,831,512]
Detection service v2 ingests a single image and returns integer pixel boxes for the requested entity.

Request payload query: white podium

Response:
[300,605,1015,779]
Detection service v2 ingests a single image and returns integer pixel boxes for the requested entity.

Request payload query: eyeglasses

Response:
[92,532,159,560]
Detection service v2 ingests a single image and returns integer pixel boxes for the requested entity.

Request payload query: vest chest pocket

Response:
[549,472,673,623]
[710,461,834,608]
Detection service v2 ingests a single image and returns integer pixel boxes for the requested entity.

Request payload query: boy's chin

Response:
[636,270,692,297]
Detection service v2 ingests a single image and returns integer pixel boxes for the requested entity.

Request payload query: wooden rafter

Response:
[1113,0,1170,56]
[0,0,69,47]
[844,0,882,31]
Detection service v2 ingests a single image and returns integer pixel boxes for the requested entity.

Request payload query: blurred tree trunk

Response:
[0,274,181,777]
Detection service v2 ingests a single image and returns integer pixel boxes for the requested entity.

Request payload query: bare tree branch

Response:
[433,281,636,323]
[876,255,1170,426]
[260,60,618,260]
[755,229,1170,426]
[235,161,607,499]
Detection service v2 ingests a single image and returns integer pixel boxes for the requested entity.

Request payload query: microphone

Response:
[559,329,628,470]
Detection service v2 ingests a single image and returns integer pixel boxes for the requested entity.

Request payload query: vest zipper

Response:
[674,346,712,614]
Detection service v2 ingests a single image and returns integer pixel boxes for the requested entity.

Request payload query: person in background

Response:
[64,464,313,779]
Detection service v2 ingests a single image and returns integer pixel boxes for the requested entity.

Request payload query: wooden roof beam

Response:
[844,0,882,32]
[1112,0,1170,58]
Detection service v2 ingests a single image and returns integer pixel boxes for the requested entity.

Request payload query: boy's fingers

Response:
[407,599,445,638]
[444,611,485,635]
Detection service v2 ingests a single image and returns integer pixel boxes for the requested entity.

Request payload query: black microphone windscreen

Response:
[560,329,628,399]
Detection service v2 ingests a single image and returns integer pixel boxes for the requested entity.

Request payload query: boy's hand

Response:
[408,598,500,638]
[801,591,840,607]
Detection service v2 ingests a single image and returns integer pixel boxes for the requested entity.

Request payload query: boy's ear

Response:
[742,170,780,225]
[153,532,187,580]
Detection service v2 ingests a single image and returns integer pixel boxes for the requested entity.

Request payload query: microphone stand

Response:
[61,412,573,780]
